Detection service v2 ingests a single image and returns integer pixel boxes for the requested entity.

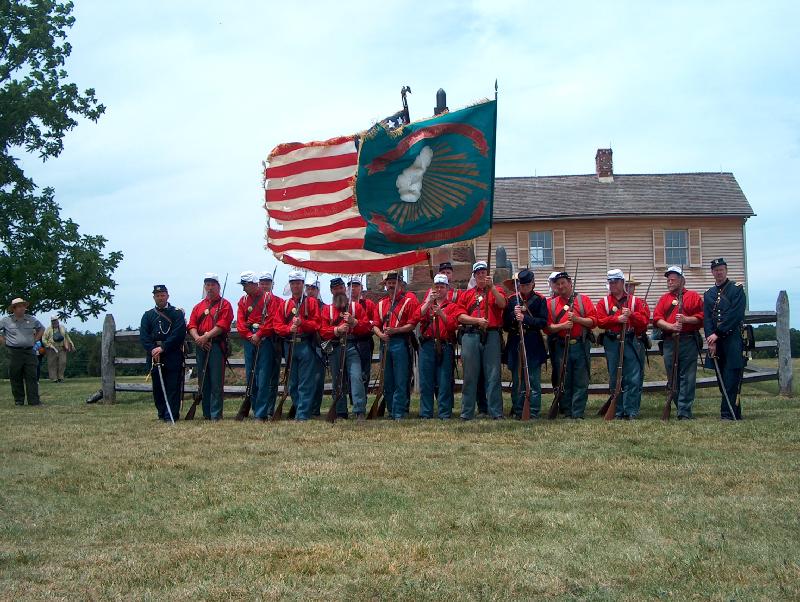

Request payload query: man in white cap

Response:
[259,270,282,412]
[654,265,704,419]
[236,271,278,420]
[187,273,234,420]
[274,270,322,420]
[1,298,45,405]
[418,274,466,419]
[596,269,651,419]
[372,272,420,419]
[457,261,507,420]
[42,314,74,383]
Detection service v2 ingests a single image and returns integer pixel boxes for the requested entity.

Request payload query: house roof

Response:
[492,173,755,221]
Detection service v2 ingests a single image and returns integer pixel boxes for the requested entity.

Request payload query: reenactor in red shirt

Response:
[418,274,467,419]
[320,278,371,420]
[596,269,651,419]
[546,271,597,418]
[259,270,282,415]
[654,265,704,419]
[458,261,507,420]
[236,270,281,420]
[348,276,376,398]
[372,272,419,420]
[274,270,321,421]
[187,273,234,420]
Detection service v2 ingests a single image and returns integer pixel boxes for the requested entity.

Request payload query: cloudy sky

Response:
[21,0,800,329]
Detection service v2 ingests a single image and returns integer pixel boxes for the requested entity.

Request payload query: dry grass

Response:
[1,367,799,600]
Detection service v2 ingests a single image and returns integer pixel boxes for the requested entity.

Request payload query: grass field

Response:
[1,361,799,600]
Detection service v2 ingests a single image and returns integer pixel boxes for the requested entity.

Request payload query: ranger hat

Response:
[203,272,220,283]
[383,272,399,282]
[433,274,450,286]
[472,261,488,273]
[239,270,258,284]
[664,265,683,277]
[710,257,727,269]
[8,297,28,311]
[624,273,641,285]
[258,271,273,282]
[438,261,454,272]
[329,277,345,289]
[606,268,625,281]
[152,284,168,294]
[287,270,304,282]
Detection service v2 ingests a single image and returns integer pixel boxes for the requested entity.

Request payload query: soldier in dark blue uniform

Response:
[140,285,187,421]
[503,269,548,418]
[703,258,746,420]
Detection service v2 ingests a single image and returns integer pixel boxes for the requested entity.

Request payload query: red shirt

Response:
[653,289,703,333]
[595,294,650,336]
[459,286,506,328]
[373,291,420,330]
[188,296,234,335]
[546,293,597,339]
[236,292,282,341]
[418,299,466,342]
[446,288,463,304]
[274,296,321,338]
[319,301,370,340]
[354,297,377,330]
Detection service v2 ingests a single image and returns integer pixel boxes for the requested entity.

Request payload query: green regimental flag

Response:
[355,99,496,254]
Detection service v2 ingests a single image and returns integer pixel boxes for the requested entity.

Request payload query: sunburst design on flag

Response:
[386,141,489,227]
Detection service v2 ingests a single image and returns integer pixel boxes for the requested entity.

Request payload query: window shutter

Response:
[553,229,566,268]
[516,231,529,270]
[688,228,702,267]
[653,229,666,267]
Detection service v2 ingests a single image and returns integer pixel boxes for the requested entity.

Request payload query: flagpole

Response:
[486,80,498,275]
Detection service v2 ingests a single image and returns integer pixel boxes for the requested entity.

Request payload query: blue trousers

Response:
[331,341,367,416]
[419,340,455,419]
[383,336,411,419]
[243,339,275,419]
[662,334,699,418]
[460,330,503,419]
[195,342,224,419]
[603,333,644,418]
[310,345,325,416]
[551,338,591,418]
[285,339,317,421]
[507,343,542,418]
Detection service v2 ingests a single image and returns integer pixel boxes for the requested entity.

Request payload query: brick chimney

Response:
[595,148,613,183]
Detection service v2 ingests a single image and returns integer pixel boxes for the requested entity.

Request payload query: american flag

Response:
[264,134,426,273]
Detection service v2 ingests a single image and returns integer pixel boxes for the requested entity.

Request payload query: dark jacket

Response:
[140,304,187,369]
[503,291,548,366]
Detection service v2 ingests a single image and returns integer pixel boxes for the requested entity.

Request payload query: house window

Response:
[529,231,553,267]
[665,230,688,266]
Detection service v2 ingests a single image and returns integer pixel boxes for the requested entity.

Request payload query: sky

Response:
[19,0,800,329]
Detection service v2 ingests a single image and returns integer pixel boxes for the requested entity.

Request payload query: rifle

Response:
[235,285,273,421]
[661,286,684,421]
[367,278,399,419]
[327,289,353,424]
[600,265,633,420]
[512,277,532,421]
[548,261,579,419]
[185,273,228,420]
[273,284,306,421]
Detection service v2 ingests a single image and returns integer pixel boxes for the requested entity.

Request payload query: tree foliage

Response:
[1,0,122,320]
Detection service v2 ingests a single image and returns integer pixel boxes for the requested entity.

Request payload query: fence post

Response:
[776,291,793,397]
[101,314,116,404]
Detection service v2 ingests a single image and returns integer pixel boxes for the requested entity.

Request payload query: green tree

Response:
[1,0,122,320]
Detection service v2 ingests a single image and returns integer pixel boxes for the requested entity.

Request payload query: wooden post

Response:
[776,291,793,397]
[101,314,116,404]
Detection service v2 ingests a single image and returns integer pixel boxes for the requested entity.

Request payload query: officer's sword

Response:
[155,361,175,424]
[710,354,738,421]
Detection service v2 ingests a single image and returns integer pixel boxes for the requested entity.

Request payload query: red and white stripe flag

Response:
[264,135,426,274]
